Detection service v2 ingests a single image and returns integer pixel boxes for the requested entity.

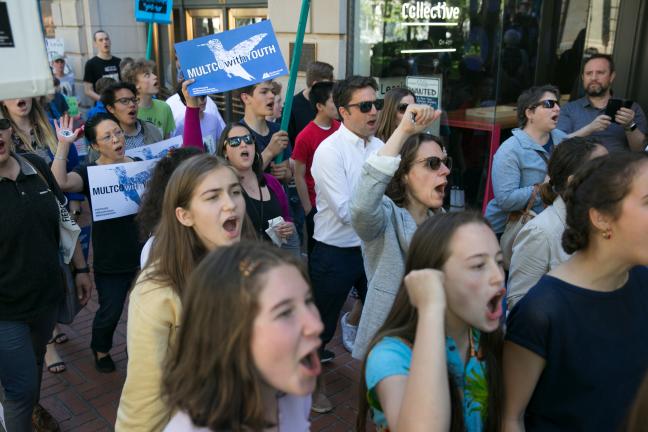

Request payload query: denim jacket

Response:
[485,128,567,233]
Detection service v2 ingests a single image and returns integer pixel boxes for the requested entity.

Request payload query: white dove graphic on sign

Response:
[200,33,268,81]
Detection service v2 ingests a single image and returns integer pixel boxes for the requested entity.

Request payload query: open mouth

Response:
[240,149,250,159]
[114,144,124,154]
[17,100,27,109]
[128,109,136,118]
[222,215,239,236]
[299,349,322,376]
[435,182,447,194]
[550,114,559,122]
[486,289,505,321]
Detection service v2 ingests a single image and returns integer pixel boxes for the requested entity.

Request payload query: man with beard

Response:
[558,54,647,152]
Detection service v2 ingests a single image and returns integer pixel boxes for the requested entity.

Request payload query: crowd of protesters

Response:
[1,27,648,432]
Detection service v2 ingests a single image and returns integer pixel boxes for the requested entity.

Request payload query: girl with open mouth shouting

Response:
[358,212,505,432]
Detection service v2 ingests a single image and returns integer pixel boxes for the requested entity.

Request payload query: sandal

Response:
[48,333,68,344]
[47,361,66,374]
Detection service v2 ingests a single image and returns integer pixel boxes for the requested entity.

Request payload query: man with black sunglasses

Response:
[310,76,384,363]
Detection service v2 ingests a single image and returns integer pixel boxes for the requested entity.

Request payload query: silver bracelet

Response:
[54,155,67,161]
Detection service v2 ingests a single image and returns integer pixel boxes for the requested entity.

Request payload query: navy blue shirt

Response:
[557,97,648,153]
[506,266,648,431]
[239,119,292,161]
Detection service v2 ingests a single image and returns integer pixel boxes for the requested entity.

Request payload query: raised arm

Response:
[51,115,85,193]
[376,270,450,432]
[180,79,205,151]
[352,104,441,241]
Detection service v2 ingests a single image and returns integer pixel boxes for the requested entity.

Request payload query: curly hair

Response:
[562,152,648,254]
[162,241,309,431]
[538,137,605,205]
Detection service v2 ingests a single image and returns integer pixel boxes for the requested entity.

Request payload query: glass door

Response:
[227,8,268,30]
[185,9,225,40]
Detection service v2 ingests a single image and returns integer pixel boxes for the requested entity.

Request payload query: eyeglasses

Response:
[397,103,409,114]
[346,99,384,113]
[115,97,139,106]
[530,99,560,110]
[98,129,124,144]
[225,134,254,147]
[412,155,453,171]
[0,118,11,130]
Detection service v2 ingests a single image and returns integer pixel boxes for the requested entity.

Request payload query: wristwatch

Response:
[625,121,637,132]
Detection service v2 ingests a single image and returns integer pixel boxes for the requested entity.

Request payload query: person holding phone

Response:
[558,54,647,152]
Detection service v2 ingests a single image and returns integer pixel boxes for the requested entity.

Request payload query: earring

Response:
[602,229,612,240]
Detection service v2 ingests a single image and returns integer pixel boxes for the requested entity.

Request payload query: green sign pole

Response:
[146,23,154,60]
[276,0,311,163]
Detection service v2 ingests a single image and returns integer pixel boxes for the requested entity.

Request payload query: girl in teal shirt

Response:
[358,212,505,432]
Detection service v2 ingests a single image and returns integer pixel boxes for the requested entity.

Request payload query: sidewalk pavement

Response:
[41,292,365,431]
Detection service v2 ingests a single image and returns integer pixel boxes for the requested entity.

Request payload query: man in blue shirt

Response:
[558,54,647,152]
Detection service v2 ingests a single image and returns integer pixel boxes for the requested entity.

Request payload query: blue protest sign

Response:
[134,0,173,24]
[175,20,288,96]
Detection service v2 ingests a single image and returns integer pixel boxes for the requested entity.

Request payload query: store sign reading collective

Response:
[401,1,460,20]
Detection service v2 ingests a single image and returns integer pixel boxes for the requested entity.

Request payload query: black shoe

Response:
[318,348,335,364]
[92,350,116,373]
[32,403,60,432]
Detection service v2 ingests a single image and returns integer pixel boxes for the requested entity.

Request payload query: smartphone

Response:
[605,99,634,123]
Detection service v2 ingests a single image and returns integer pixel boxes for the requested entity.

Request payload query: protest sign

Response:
[125,135,182,160]
[87,159,156,222]
[175,20,288,96]
[45,38,64,62]
[406,75,442,135]
[134,0,173,24]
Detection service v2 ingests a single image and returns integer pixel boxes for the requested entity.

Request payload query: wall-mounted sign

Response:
[374,76,406,98]
[406,75,442,135]
[289,42,316,73]
[401,1,461,21]
[134,0,173,24]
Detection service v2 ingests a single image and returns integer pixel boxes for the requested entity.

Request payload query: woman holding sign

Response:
[51,112,143,373]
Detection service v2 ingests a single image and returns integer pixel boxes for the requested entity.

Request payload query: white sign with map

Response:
[125,135,183,160]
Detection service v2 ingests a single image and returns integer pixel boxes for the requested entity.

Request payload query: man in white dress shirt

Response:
[310,76,384,362]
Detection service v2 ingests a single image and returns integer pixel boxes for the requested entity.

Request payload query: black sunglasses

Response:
[413,155,453,171]
[397,103,409,114]
[225,134,254,147]
[0,118,10,130]
[531,99,560,110]
[346,99,384,113]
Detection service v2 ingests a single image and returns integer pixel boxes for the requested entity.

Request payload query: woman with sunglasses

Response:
[216,123,297,252]
[485,85,566,239]
[375,87,417,142]
[350,103,448,360]
[51,113,143,373]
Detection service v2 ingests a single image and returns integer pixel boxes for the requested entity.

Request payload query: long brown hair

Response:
[357,212,504,432]
[162,241,309,431]
[144,154,241,295]
[375,87,416,142]
[1,98,58,153]
[385,133,445,208]
[625,371,648,432]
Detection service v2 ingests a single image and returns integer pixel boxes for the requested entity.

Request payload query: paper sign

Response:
[134,0,173,24]
[175,20,288,96]
[406,75,442,136]
[87,159,156,221]
[125,135,182,160]
[45,38,64,61]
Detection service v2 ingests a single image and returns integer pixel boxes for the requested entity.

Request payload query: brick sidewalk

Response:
[40,292,364,431]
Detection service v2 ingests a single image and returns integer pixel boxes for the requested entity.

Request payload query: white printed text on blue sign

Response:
[175,20,288,96]
[87,159,157,222]
[125,135,182,160]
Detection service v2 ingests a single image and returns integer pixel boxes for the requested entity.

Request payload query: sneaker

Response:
[311,389,333,414]
[32,403,60,432]
[340,312,358,353]
[318,348,335,364]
